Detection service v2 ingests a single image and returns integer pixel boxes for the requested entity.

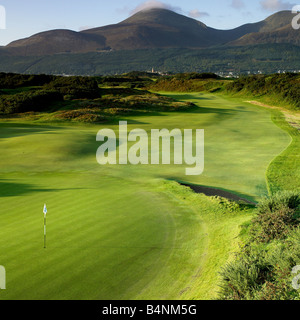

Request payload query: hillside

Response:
[81,8,219,50]
[0,44,299,76]
[230,24,300,46]
[6,29,109,56]
[0,9,299,75]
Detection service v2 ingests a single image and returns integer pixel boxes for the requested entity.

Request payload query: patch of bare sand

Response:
[246,101,300,131]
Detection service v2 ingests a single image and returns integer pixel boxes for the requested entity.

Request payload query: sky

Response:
[0,0,297,45]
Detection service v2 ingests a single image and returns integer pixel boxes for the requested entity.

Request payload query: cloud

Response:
[231,0,245,10]
[78,25,96,31]
[129,1,209,20]
[188,9,209,19]
[130,1,182,15]
[260,0,295,11]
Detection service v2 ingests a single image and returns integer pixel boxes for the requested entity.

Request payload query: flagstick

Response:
[44,213,46,249]
[43,204,47,249]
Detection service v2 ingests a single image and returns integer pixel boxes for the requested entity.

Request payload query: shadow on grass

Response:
[186,106,234,115]
[111,104,236,118]
[0,180,87,198]
[170,179,257,205]
[164,94,217,101]
[0,122,66,140]
[0,94,244,127]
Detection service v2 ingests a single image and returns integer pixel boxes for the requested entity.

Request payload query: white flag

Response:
[43,204,47,215]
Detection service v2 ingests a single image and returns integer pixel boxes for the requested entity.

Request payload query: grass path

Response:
[245,101,300,193]
[267,110,300,193]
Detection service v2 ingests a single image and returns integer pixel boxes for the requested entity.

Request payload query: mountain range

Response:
[0,8,299,75]
[2,9,299,56]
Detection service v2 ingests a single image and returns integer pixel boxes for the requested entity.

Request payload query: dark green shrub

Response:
[174,72,219,80]
[226,73,300,110]
[257,191,300,214]
[249,191,300,243]
[219,229,300,300]
[250,205,298,243]
[43,76,100,99]
[0,90,63,114]
[54,109,107,123]
[219,246,274,300]
[218,191,300,300]
[0,72,54,88]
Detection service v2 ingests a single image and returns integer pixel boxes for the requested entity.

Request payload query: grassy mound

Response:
[0,73,195,123]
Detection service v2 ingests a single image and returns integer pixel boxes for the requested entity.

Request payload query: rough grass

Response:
[267,110,300,193]
[0,86,195,123]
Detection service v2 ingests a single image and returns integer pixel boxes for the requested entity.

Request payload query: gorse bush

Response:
[257,191,300,213]
[0,90,63,113]
[0,73,195,119]
[173,73,219,80]
[148,78,225,92]
[0,74,102,114]
[249,191,300,242]
[219,246,274,300]
[226,73,300,110]
[219,234,300,300]
[54,109,107,123]
[43,76,101,99]
[218,191,300,300]
[0,72,54,88]
[250,205,298,243]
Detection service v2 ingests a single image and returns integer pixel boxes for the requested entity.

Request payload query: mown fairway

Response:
[0,93,291,300]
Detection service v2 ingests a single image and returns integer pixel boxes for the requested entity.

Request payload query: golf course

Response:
[0,90,296,300]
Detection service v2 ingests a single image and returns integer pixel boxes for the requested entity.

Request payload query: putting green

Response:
[0,93,291,300]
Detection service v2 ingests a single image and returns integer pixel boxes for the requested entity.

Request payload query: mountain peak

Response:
[229,10,299,46]
[260,10,295,32]
[120,7,207,28]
